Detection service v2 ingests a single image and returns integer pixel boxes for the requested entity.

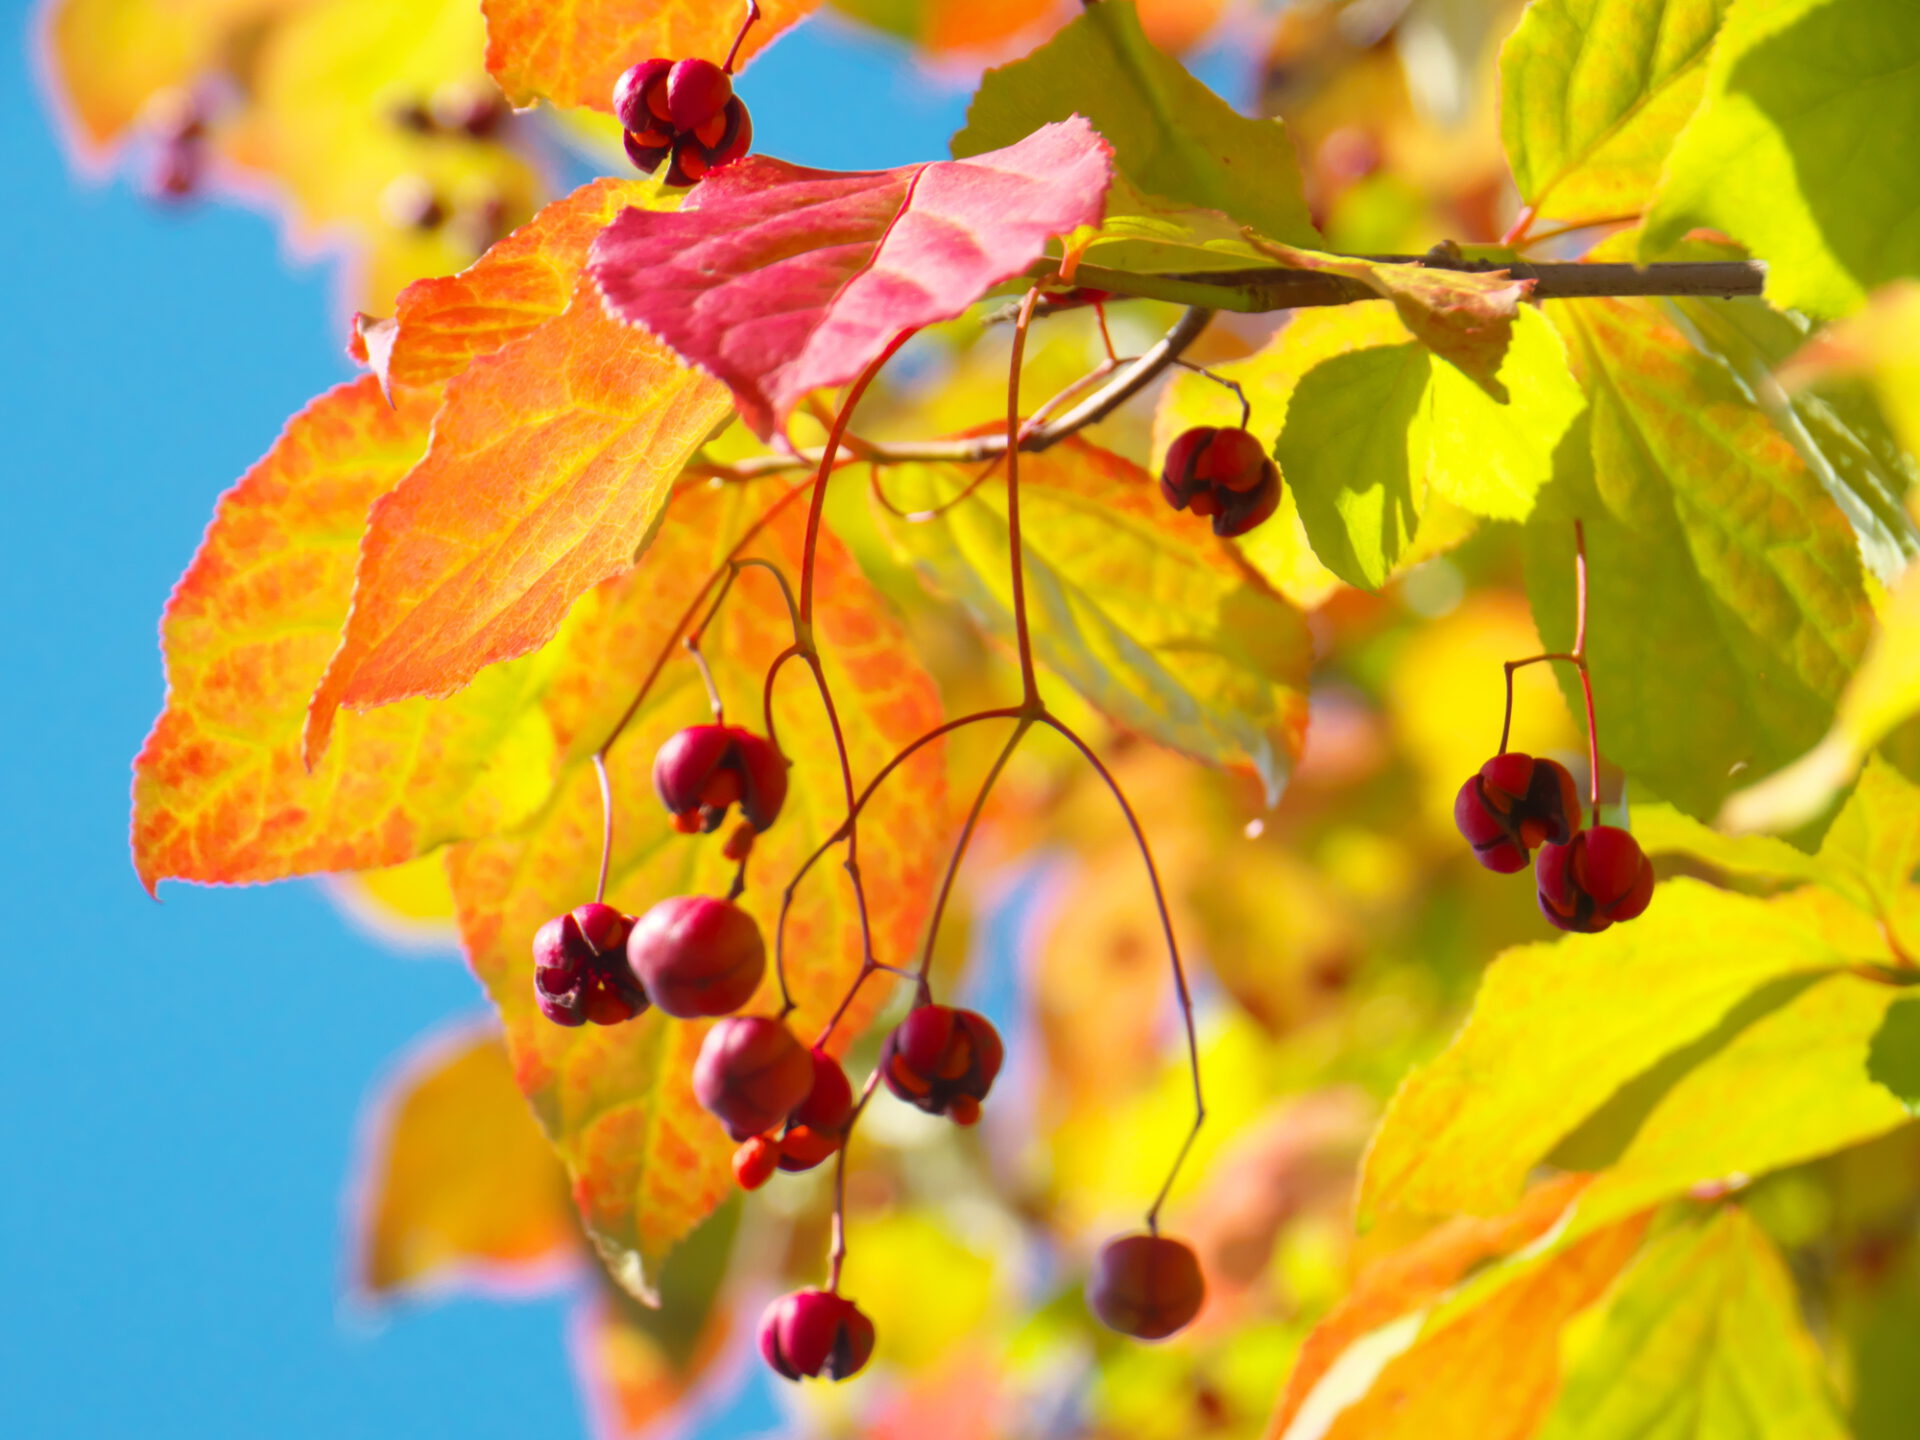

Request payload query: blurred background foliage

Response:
[36,0,1920,1436]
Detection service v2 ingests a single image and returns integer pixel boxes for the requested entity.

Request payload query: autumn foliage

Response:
[42,0,1920,1434]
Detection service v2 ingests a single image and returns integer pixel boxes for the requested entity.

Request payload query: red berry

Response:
[654,725,789,835]
[693,1015,814,1141]
[777,1049,855,1173]
[1160,426,1282,538]
[625,895,765,1018]
[612,58,672,133]
[666,58,733,132]
[1537,825,1655,933]
[880,1005,1002,1124]
[1454,753,1580,873]
[759,1289,875,1382]
[532,903,648,1027]
[1088,1233,1206,1340]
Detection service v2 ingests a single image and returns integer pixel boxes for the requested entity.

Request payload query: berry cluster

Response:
[1456,753,1652,932]
[1159,426,1282,539]
[612,57,753,186]
[1453,532,1655,933]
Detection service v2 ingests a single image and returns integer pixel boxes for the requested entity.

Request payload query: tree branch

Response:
[1060,256,1768,312]
[688,254,1767,480]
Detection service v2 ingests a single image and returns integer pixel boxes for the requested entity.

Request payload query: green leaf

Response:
[1540,1206,1848,1440]
[1867,994,1920,1112]
[1568,972,1911,1234]
[952,0,1318,247]
[1501,0,1730,223]
[1664,276,1920,586]
[1360,881,1883,1221]
[1282,340,1431,591]
[870,436,1312,802]
[1642,0,1920,318]
[1278,305,1586,589]
[1529,297,1875,821]
[1722,566,1920,834]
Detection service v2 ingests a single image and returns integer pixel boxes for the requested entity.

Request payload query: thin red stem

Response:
[773,706,1026,1016]
[915,718,1032,979]
[799,332,915,626]
[825,1068,882,1293]
[1039,713,1202,1231]
[1007,285,1045,706]
[721,0,760,71]
[1494,521,1602,822]
[592,753,613,905]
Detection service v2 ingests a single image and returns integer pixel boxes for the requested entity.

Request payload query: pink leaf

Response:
[589,117,1113,439]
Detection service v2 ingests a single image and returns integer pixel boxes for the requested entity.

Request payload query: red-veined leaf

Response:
[448,480,948,1300]
[590,117,1113,439]
[482,0,816,112]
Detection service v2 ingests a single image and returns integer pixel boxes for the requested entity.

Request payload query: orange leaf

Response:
[1270,1174,1589,1436]
[448,481,948,1300]
[304,284,732,761]
[131,377,559,890]
[348,1021,581,1298]
[365,177,658,397]
[1272,1193,1648,1440]
[482,0,818,112]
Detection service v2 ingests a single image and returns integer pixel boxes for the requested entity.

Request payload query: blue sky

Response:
[0,9,975,1435]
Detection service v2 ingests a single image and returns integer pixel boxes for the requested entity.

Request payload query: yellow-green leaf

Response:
[1540,1207,1848,1440]
[1279,304,1584,589]
[1360,881,1883,1221]
[1722,566,1920,834]
[952,0,1318,247]
[1531,297,1874,821]
[870,436,1312,801]
[1642,0,1920,318]
[1501,0,1730,223]
[1568,973,1911,1236]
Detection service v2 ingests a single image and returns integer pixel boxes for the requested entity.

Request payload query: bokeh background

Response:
[2,5,1279,1434]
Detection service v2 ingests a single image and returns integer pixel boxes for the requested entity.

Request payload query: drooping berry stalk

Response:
[1499,520,1603,821]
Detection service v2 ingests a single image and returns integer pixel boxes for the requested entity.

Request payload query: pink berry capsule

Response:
[1536,825,1655,933]
[759,1289,876,1382]
[625,895,765,1018]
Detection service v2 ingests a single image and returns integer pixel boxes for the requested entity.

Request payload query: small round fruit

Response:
[880,1005,1003,1124]
[654,724,788,835]
[777,1049,855,1173]
[693,1015,813,1141]
[732,1135,780,1191]
[1455,752,1581,873]
[626,895,765,1018]
[666,58,733,132]
[759,1289,876,1382]
[1537,825,1655,933]
[533,902,648,1027]
[1088,1233,1206,1340]
[1159,426,1282,538]
[663,97,752,186]
[612,58,673,133]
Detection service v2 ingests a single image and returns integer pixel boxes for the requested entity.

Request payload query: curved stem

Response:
[773,706,1027,1015]
[592,752,614,905]
[1039,713,1203,1231]
[915,717,1032,979]
[825,1068,883,1293]
[1007,284,1044,705]
[799,331,916,625]
[693,308,1215,483]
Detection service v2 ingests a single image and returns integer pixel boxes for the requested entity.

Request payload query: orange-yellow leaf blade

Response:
[131,377,557,891]
[305,289,731,760]
[348,1022,580,1298]
[482,0,818,112]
